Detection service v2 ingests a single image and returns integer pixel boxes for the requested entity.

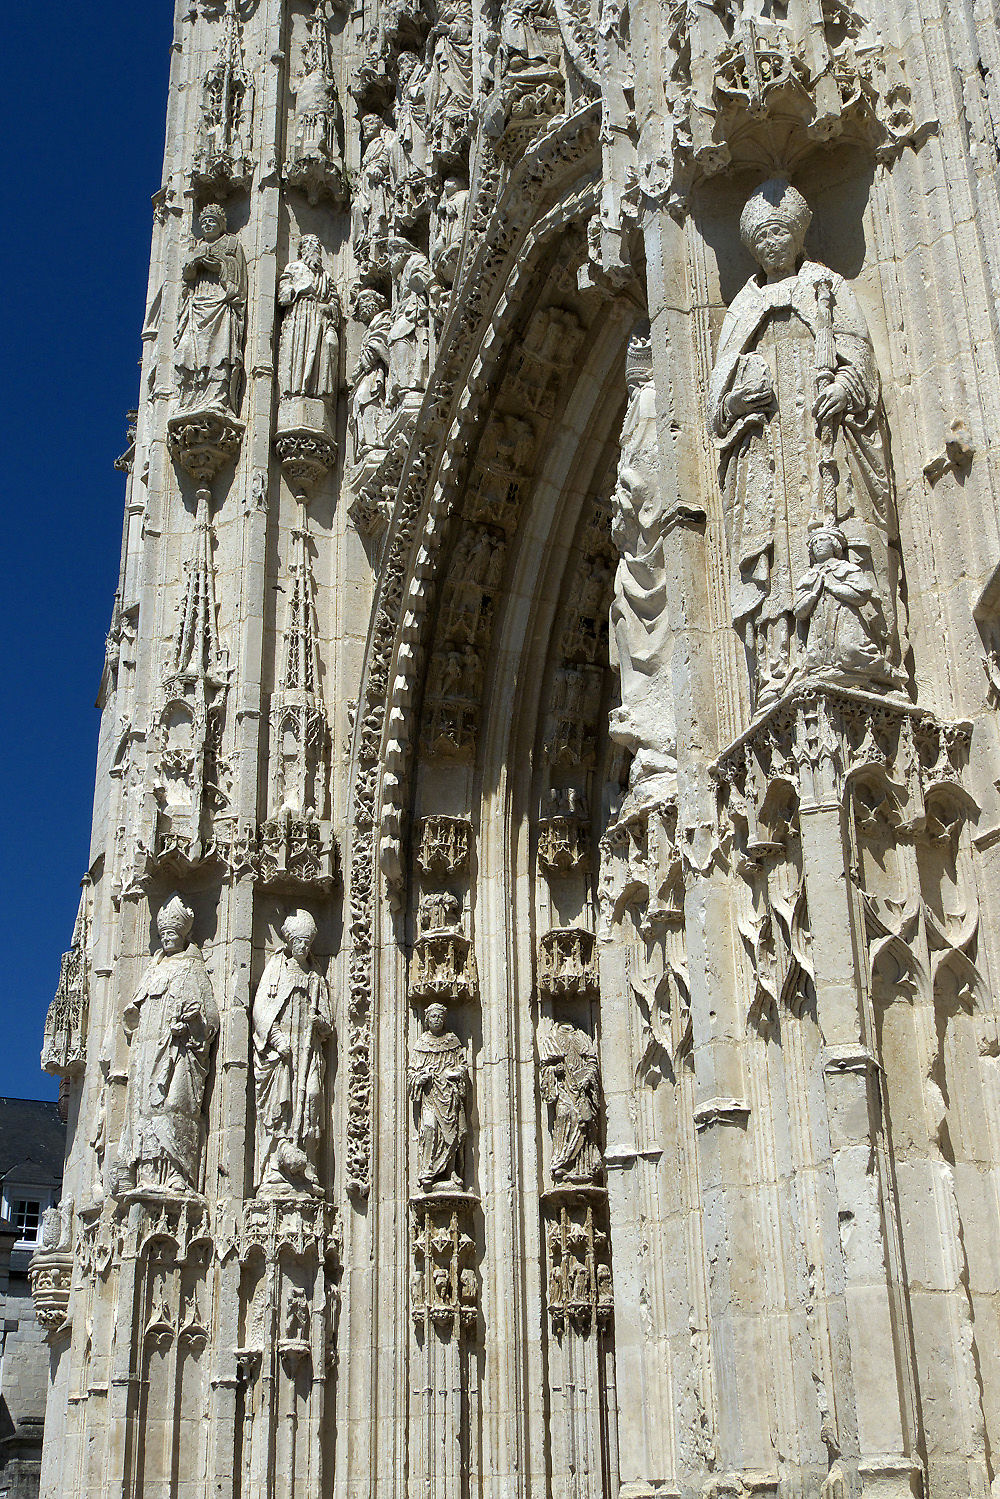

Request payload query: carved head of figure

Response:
[424,1002,448,1037]
[740,178,811,278]
[157,893,195,954]
[282,908,317,962]
[354,286,389,325]
[298,233,323,270]
[198,202,228,244]
[807,519,848,565]
[396,49,420,87]
[361,113,384,149]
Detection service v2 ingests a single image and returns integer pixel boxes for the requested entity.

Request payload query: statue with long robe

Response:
[409,1003,469,1192]
[609,324,677,799]
[425,0,473,165]
[387,247,434,409]
[114,894,218,1199]
[349,289,392,459]
[538,1022,602,1182]
[252,909,333,1197]
[174,203,247,416]
[277,235,341,403]
[708,177,904,709]
[353,116,394,265]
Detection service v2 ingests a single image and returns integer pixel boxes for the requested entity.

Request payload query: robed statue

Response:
[277,235,341,403]
[174,202,248,416]
[348,288,392,460]
[608,324,677,800]
[708,178,904,709]
[252,909,333,1197]
[114,894,219,1199]
[538,1021,602,1183]
[409,1003,470,1192]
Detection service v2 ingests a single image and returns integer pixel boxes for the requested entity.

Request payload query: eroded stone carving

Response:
[113,895,219,1201]
[252,910,333,1198]
[348,287,392,482]
[609,322,678,800]
[538,1020,603,1183]
[409,1003,470,1191]
[277,236,341,406]
[42,882,91,1079]
[425,0,474,168]
[194,0,254,194]
[410,892,479,1001]
[416,815,473,875]
[709,180,904,711]
[285,7,347,205]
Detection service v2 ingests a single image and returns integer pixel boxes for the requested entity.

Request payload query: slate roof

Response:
[0,1098,66,1190]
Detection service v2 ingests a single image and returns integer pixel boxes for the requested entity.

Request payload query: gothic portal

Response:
[32,2,1000,1498]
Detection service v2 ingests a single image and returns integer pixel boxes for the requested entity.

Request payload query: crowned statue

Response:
[409,1003,470,1192]
[114,894,219,1200]
[252,909,333,1197]
[174,202,248,417]
[708,178,904,709]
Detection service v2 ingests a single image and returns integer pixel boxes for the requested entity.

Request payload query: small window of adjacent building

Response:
[13,1198,42,1243]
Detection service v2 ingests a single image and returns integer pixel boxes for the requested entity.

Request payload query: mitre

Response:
[740,178,811,250]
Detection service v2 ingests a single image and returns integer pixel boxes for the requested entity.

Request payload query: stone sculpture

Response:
[538,1021,602,1182]
[387,245,435,411]
[174,203,248,417]
[252,909,333,1197]
[349,288,392,461]
[114,894,219,1199]
[793,520,890,682]
[425,0,473,166]
[277,236,341,404]
[608,324,677,798]
[390,50,430,218]
[430,176,469,285]
[353,116,394,266]
[409,1003,470,1192]
[708,178,903,708]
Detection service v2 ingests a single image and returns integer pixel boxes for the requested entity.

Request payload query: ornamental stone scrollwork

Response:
[659,0,925,209]
[112,895,220,1203]
[284,7,347,206]
[543,1191,613,1334]
[168,202,247,479]
[538,1020,603,1183]
[147,488,230,876]
[410,893,479,1002]
[29,1200,74,1339]
[409,1002,471,1192]
[252,910,333,1198]
[538,925,598,996]
[416,815,473,875]
[274,236,341,495]
[709,180,906,715]
[193,0,254,195]
[42,880,91,1079]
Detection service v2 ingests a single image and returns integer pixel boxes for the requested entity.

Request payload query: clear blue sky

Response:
[0,9,170,1098]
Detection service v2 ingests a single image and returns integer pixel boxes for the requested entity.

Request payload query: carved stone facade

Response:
[38,2,1000,1499]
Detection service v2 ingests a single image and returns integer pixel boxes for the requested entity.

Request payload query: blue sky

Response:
[0,9,170,1098]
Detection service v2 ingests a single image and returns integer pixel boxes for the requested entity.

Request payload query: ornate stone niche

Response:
[29,1202,74,1340]
[541,1188,613,1335]
[544,665,604,768]
[416,815,474,876]
[409,892,479,1002]
[410,1193,478,1332]
[537,925,598,996]
[537,803,590,874]
[42,884,91,1080]
[284,7,347,206]
[192,0,254,196]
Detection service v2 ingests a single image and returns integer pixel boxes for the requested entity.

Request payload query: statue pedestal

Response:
[167,408,244,484]
[275,397,337,497]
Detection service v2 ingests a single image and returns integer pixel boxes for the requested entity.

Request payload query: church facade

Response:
[32,0,1000,1497]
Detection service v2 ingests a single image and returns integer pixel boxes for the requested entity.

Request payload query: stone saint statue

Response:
[114,894,219,1199]
[353,116,394,266]
[425,0,474,166]
[538,1022,602,1183]
[387,246,435,409]
[174,203,248,416]
[409,1003,470,1192]
[277,236,341,403]
[349,289,392,460]
[431,177,469,287]
[609,324,677,800]
[708,178,903,709]
[252,909,333,1197]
